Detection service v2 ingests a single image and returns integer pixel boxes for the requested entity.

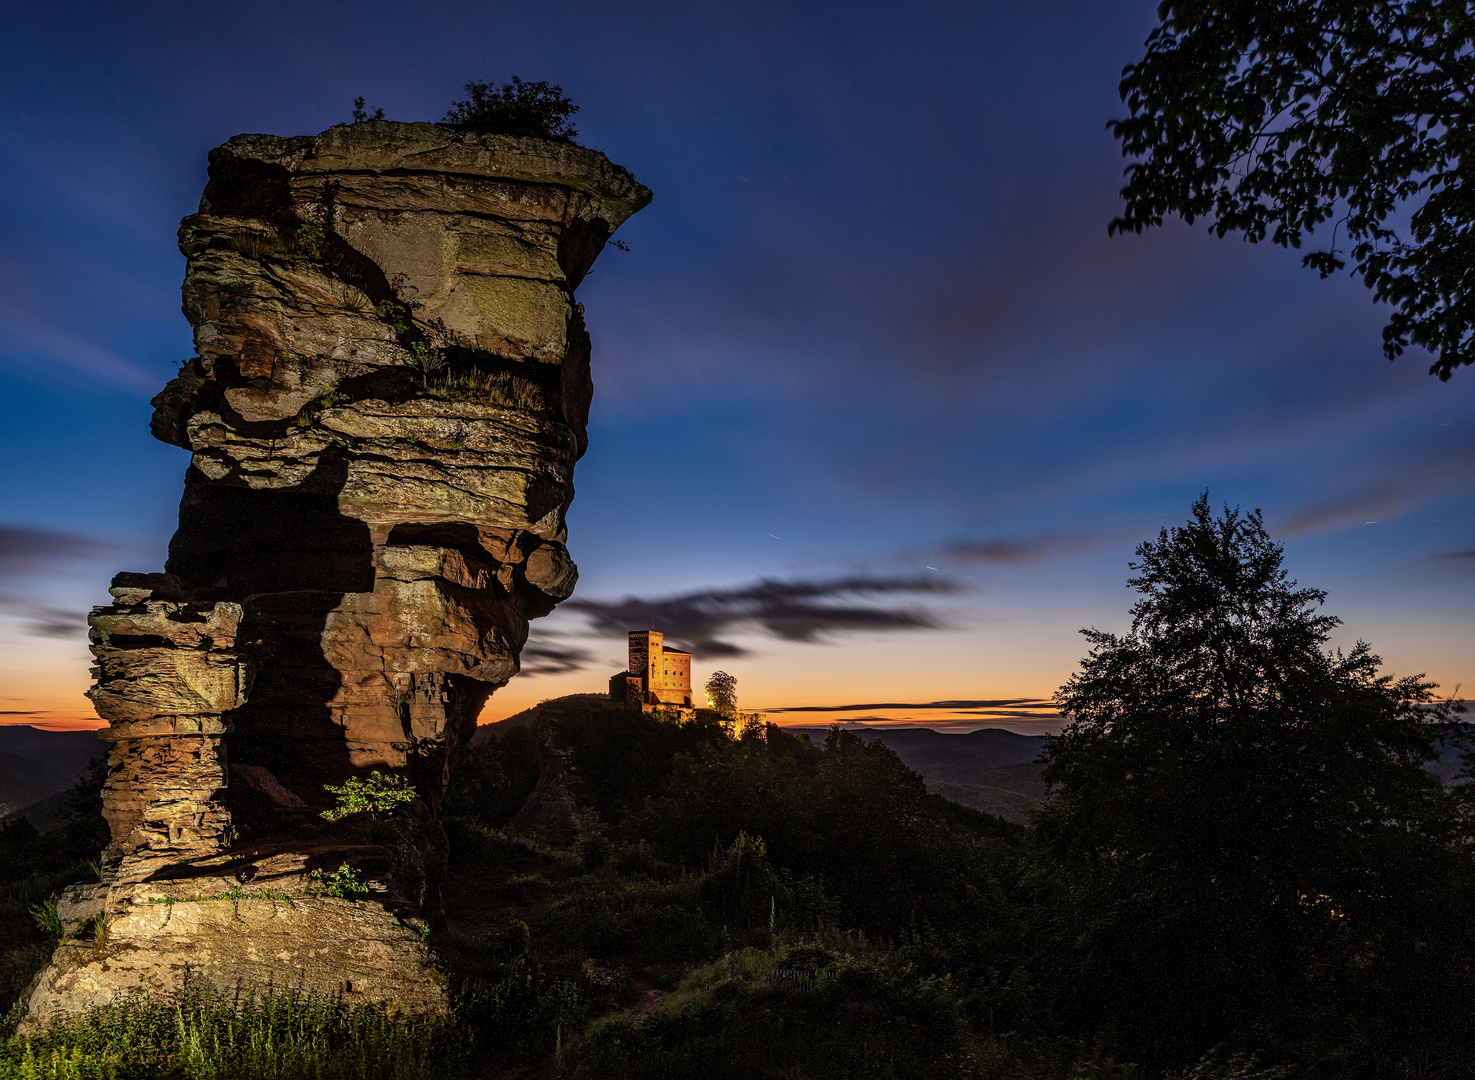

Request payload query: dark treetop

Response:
[1111,0,1475,380]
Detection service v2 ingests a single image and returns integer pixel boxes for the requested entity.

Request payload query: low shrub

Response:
[225,222,324,263]
[443,78,578,142]
[320,771,416,822]
[583,942,973,1080]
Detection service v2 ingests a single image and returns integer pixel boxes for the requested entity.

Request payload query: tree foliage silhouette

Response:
[1031,494,1473,1069]
[444,77,578,142]
[350,97,384,123]
[704,670,738,718]
[1111,1,1475,380]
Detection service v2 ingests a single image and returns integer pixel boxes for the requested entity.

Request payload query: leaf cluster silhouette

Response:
[443,77,579,142]
[1111,1,1475,379]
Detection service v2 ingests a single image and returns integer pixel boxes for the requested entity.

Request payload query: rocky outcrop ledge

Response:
[23,122,649,1027]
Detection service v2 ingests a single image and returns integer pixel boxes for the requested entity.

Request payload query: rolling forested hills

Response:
[784,725,1048,823]
[0,727,102,822]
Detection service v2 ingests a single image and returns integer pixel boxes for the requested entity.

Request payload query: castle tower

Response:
[610,630,692,709]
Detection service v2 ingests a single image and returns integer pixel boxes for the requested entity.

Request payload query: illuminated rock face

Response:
[23,123,649,1027]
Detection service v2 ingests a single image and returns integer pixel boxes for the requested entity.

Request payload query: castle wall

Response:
[650,648,691,706]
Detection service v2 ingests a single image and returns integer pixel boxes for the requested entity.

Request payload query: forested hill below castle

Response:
[477,699,1049,823]
[478,704,1467,827]
[778,725,1048,824]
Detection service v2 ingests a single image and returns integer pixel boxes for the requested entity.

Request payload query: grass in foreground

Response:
[1,988,451,1080]
[0,953,1151,1080]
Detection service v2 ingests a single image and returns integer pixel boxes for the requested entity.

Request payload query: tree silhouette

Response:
[705,670,738,718]
[1111,1,1475,380]
[1030,494,1472,1069]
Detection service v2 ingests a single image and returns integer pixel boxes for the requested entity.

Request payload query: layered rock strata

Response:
[24,122,649,1027]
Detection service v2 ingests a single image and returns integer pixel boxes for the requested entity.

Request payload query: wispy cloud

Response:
[939,531,1103,565]
[1281,482,1419,537]
[0,524,112,638]
[0,291,156,391]
[765,697,1055,713]
[564,574,964,658]
[518,642,596,677]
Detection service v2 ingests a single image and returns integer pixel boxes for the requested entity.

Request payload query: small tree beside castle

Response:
[704,671,738,717]
[704,670,766,739]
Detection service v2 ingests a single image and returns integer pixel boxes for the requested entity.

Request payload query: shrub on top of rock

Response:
[443,77,579,142]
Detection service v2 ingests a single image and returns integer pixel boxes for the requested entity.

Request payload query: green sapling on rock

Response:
[406,341,447,389]
[308,863,372,898]
[321,770,417,821]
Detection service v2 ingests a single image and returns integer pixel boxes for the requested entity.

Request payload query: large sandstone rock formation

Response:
[23,122,649,1026]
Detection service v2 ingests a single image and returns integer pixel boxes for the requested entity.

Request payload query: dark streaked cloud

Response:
[565,574,963,658]
[766,698,1054,714]
[940,532,1102,565]
[0,524,111,638]
[518,642,595,677]
[1422,548,1475,578]
[5,604,87,638]
[0,525,109,573]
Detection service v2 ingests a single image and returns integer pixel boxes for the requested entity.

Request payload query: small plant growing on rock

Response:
[285,219,325,261]
[424,367,544,410]
[351,96,385,123]
[444,77,579,142]
[373,299,412,335]
[406,342,448,388]
[29,893,63,939]
[321,770,417,821]
[308,863,371,898]
[331,281,370,312]
[227,230,283,261]
[226,220,325,263]
[293,385,350,428]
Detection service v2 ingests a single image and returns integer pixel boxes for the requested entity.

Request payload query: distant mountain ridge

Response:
[785,721,1471,825]
[784,724,1049,824]
[0,725,103,825]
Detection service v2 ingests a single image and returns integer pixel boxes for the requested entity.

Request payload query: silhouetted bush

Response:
[583,942,974,1080]
[443,78,578,142]
[1022,496,1475,1076]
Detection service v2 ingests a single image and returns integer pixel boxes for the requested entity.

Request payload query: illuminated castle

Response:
[609,630,693,710]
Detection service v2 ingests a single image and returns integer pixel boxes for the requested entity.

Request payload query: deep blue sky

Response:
[2,0,1471,729]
